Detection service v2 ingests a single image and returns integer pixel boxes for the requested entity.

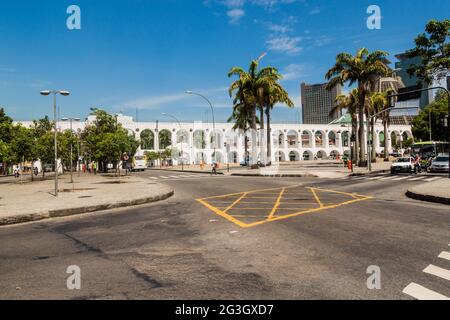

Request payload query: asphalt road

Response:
[0,170,449,300]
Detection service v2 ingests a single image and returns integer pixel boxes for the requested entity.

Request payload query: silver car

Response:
[429,156,449,173]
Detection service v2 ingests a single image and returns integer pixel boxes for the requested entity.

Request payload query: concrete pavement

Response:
[0,173,174,226]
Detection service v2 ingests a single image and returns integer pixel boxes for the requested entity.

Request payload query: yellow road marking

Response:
[309,188,324,208]
[268,188,286,220]
[224,192,249,213]
[196,185,374,228]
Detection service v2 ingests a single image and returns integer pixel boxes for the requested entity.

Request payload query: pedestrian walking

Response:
[211,162,218,176]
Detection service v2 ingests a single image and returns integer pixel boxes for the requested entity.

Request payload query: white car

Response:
[391,157,415,174]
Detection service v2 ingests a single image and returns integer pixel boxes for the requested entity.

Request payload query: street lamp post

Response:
[61,117,81,183]
[40,90,70,197]
[161,113,184,171]
[186,91,216,164]
[388,86,450,179]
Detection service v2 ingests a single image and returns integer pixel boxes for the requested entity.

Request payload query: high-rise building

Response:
[395,53,431,109]
[301,82,341,124]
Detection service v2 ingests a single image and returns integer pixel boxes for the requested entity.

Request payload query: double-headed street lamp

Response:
[161,113,184,171]
[61,117,81,183]
[186,91,217,163]
[40,90,70,197]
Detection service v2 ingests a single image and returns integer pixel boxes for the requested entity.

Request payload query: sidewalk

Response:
[406,179,450,205]
[0,173,174,226]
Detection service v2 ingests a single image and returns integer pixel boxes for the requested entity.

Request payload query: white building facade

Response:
[18,114,414,165]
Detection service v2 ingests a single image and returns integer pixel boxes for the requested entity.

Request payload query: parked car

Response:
[391,157,415,174]
[428,155,449,173]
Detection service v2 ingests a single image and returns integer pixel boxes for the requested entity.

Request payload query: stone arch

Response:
[316,150,327,160]
[272,130,285,149]
[391,131,401,149]
[275,150,286,162]
[287,130,299,148]
[329,150,340,160]
[328,131,337,147]
[140,129,155,150]
[228,151,239,164]
[341,131,350,147]
[301,130,312,148]
[176,129,189,144]
[315,130,326,148]
[303,150,313,161]
[159,129,172,150]
[195,151,207,164]
[379,131,385,148]
[210,130,223,150]
[193,130,207,149]
[289,150,300,162]
[212,151,224,163]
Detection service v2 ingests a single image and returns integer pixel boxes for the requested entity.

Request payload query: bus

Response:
[411,141,449,159]
[131,153,147,172]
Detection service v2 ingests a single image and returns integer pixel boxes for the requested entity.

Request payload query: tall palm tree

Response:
[326,48,390,166]
[330,89,359,164]
[228,59,281,167]
[262,81,294,165]
[227,100,254,166]
[369,92,386,162]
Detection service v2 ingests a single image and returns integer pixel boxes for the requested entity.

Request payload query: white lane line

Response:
[159,176,170,179]
[392,176,409,181]
[367,176,383,180]
[423,264,450,281]
[403,283,450,300]
[409,176,426,181]
[179,175,191,178]
[438,252,450,261]
[380,176,397,180]
[169,175,180,178]
[149,177,159,180]
[424,177,442,182]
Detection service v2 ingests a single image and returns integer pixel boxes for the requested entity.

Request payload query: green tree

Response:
[82,109,139,172]
[412,92,449,142]
[228,58,283,166]
[330,89,360,164]
[159,130,172,150]
[326,48,390,166]
[406,19,450,84]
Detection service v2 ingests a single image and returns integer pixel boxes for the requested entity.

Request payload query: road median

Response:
[406,179,450,205]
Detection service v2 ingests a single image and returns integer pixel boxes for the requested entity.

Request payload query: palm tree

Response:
[228,58,282,167]
[262,81,294,166]
[326,48,390,167]
[330,89,359,164]
[228,100,254,166]
[369,92,386,162]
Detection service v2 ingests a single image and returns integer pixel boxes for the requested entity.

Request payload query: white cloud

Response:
[309,7,320,15]
[266,36,302,55]
[281,64,305,81]
[227,8,245,23]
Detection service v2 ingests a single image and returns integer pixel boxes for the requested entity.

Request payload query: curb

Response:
[231,173,318,178]
[349,169,390,177]
[147,169,224,175]
[0,189,175,226]
[405,190,450,205]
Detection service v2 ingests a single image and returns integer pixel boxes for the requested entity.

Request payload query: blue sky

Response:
[0,0,449,123]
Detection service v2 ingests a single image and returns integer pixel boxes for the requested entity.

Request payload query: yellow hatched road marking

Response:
[196,185,373,228]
